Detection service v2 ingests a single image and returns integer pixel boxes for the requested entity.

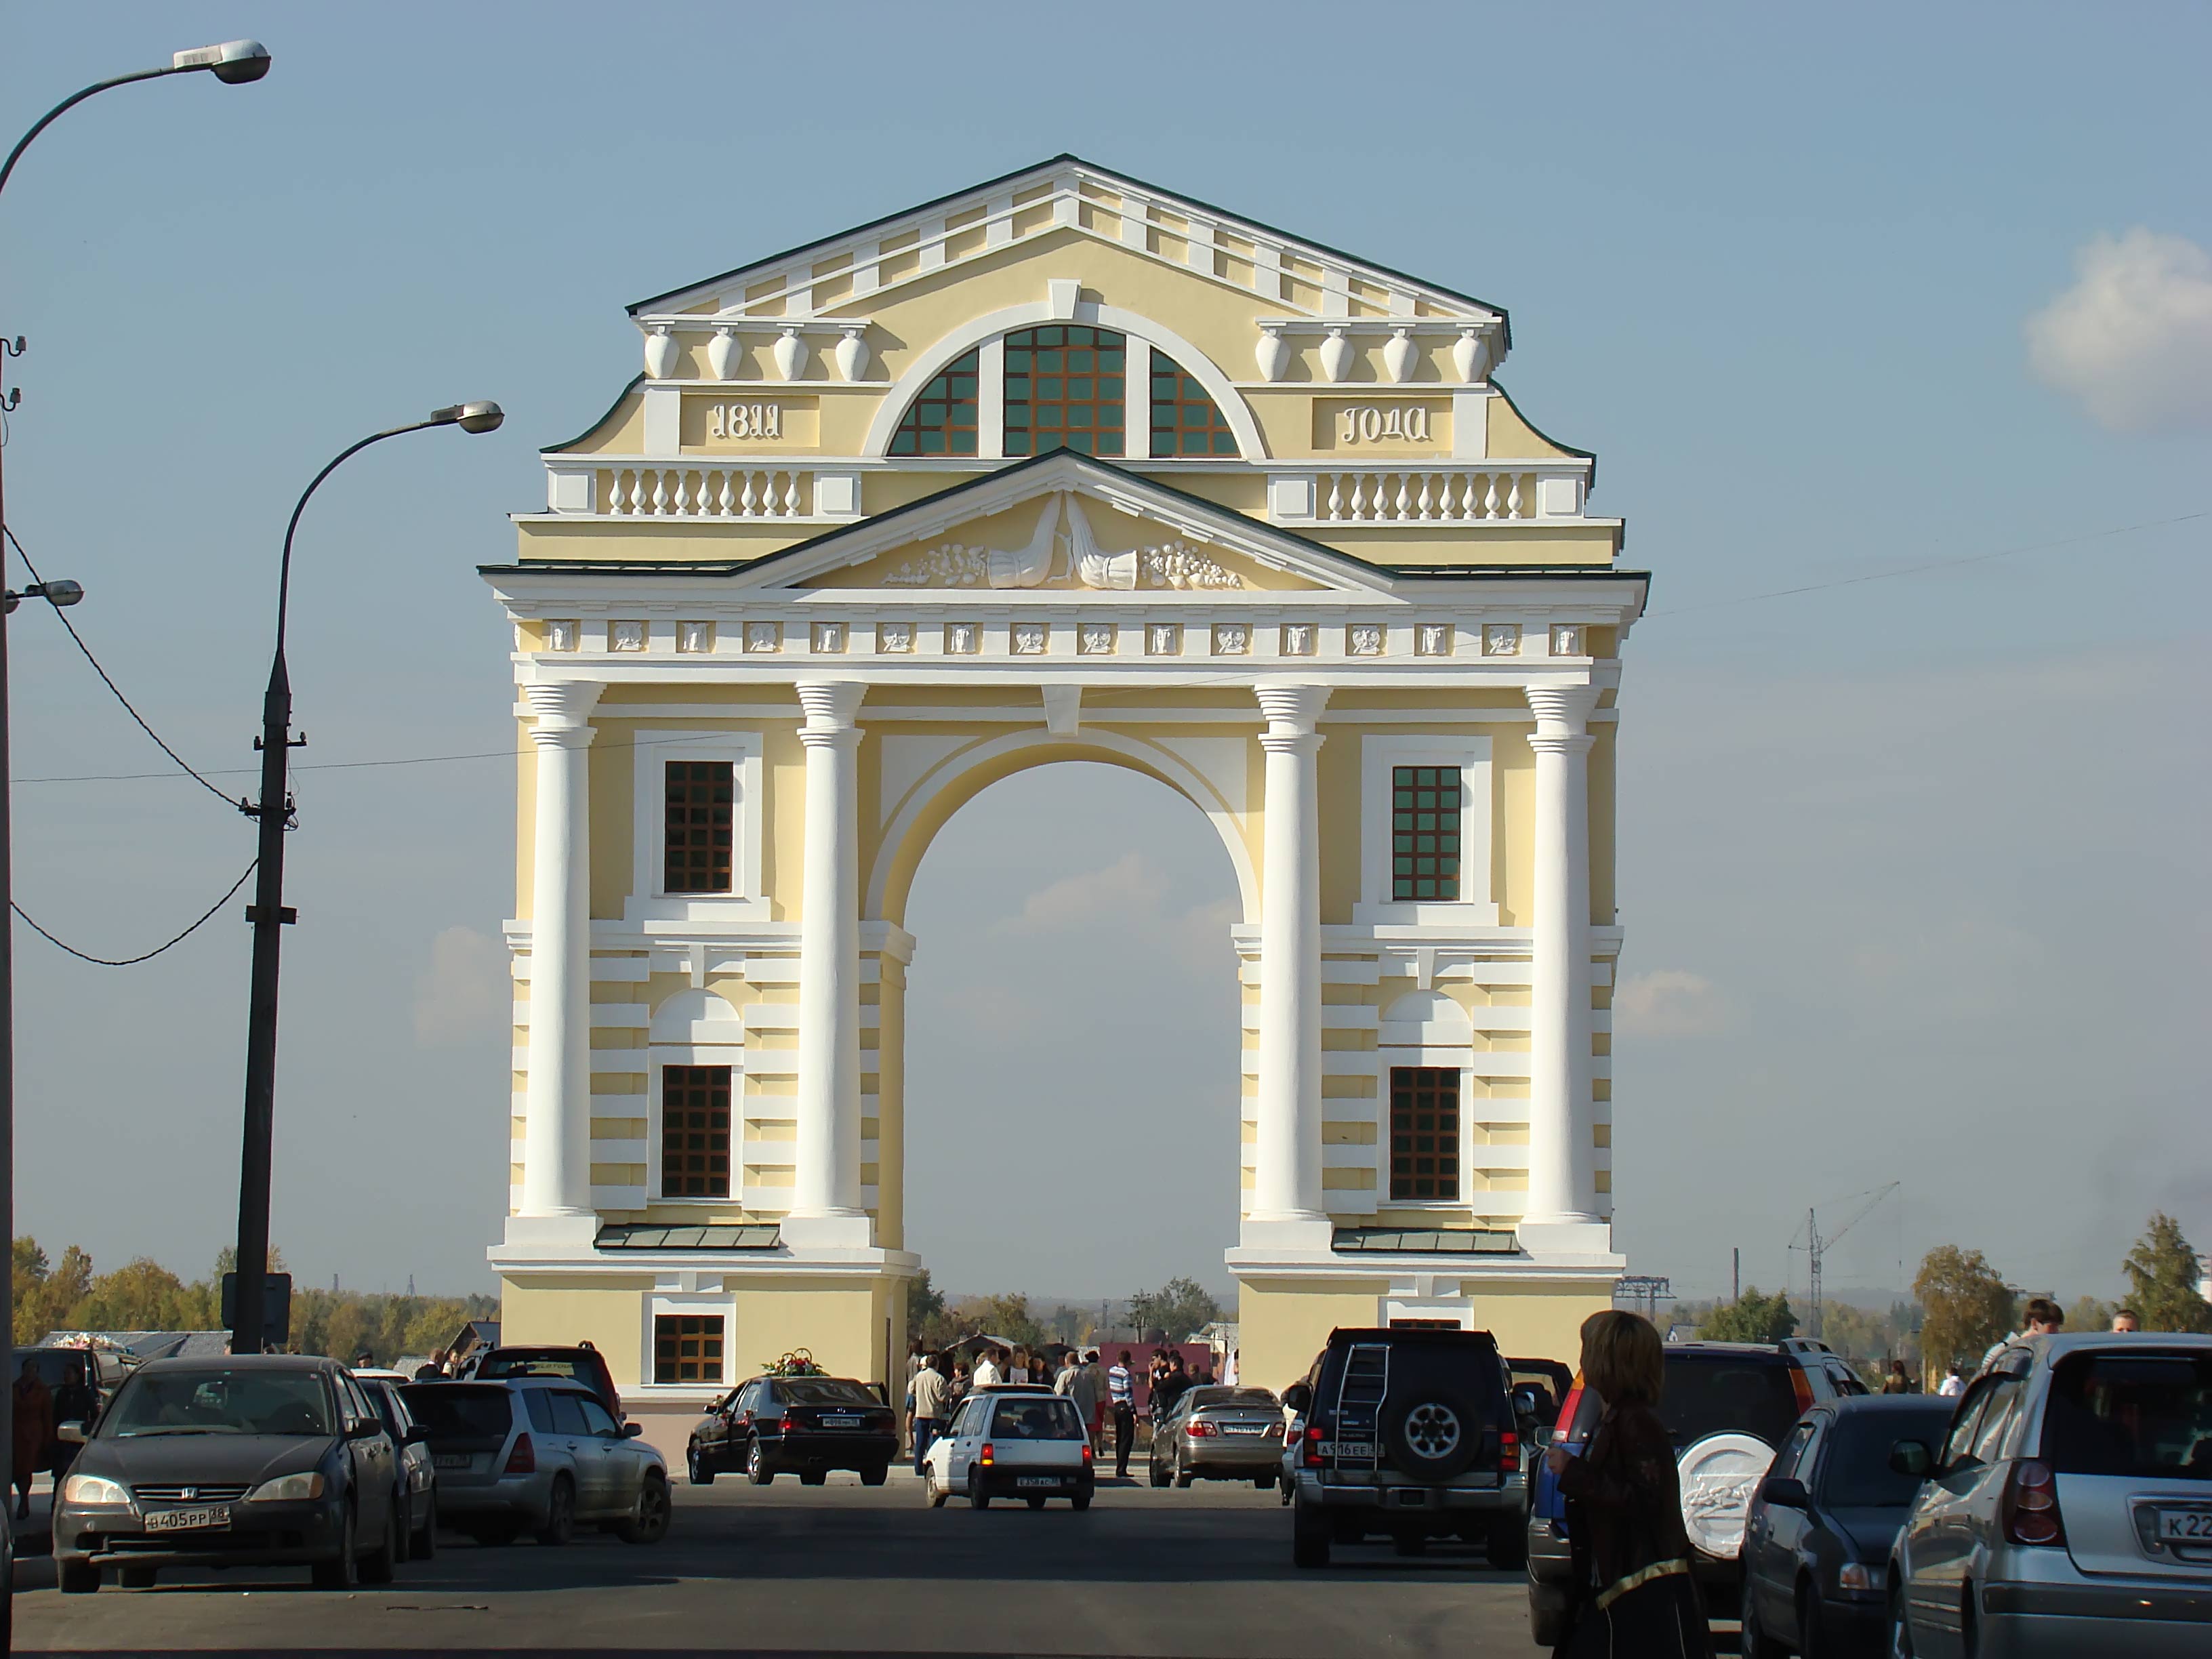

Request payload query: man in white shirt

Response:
[909,1356,948,1475]
[1937,1365,1965,1398]
[972,1347,1003,1389]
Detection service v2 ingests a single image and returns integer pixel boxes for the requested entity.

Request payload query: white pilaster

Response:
[787,680,872,1250]
[1246,682,1331,1252]
[518,680,601,1243]
[1521,684,1605,1253]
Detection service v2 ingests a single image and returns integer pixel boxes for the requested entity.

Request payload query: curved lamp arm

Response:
[0,41,270,202]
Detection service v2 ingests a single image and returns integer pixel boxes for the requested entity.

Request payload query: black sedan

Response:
[1740,1392,1954,1658]
[51,1355,409,1592]
[687,1375,896,1486]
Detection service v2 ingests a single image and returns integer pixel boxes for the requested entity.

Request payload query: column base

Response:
[1233,1214,1336,1259]
[495,1212,602,1260]
[1515,1217,1623,1268]
[779,1212,878,1252]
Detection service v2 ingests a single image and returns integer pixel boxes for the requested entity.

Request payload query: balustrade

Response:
[596,465,812,519]
[1316,468,1531,523]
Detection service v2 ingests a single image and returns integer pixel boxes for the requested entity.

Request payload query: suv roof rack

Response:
[1778,1338,1834,1355]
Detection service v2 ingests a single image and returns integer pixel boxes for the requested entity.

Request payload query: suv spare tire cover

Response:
[1380,1385,1482,1481]
[1677,1432,1773,1559]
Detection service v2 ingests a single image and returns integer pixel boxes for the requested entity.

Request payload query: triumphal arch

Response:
[483,157,1645,1412]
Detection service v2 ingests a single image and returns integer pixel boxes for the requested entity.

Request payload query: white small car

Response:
[923,1388,1095,1511]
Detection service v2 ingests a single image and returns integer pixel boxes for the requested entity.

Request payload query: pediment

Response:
[749,453,1393,598]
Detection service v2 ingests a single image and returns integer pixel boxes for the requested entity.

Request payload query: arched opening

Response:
[897,762,1244,1303]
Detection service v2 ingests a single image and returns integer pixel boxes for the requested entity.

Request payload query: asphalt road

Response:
[11,1472,1546,1657]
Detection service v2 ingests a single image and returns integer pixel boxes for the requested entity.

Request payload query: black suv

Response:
[1283,1326,1524,1568]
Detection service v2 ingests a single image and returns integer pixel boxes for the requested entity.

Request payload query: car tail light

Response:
[1081,1443,1094,1465]
[1790,1367,1816,1415]
[504,1433,536,1475]
[2002,1459,2065,1547]
[779,1414,798,1434]
[1187,1420,1218,1437]
[980,1441,995,1467]
[1555,1379,1586,1447]
[1303,1422,1323,1469]
[1499,1428,1519,1473]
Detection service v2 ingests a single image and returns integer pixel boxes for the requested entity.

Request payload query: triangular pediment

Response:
[741,453,1395,598]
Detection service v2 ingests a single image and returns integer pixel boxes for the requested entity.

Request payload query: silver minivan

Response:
[1886,1331,2212,1656]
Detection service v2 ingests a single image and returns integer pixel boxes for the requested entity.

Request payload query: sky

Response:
[1,3,2205,1308]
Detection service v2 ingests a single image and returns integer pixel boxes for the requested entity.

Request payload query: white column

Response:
[1524,685,1599,1229]
[520,680,601,1224]
[1249,683,1330,1244]
[787,680,869,1246]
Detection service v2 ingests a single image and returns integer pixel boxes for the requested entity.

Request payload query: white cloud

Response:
[411,926,511,1046]
[2025,228,2212,431]
[994,851,1171,936]
[1614,969,1732,1038]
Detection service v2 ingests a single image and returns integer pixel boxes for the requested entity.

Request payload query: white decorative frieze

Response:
[1281,622,1316,657]
[1416,623,1453,657]
[1212,623,1251,656]
[744,621,781,653]
[1483,623,1522,657]
[811,622,846,654]
[878,622,914,653]
[677,621,713,654]
[884,544,991,587]
[1551,624,1582,657]
[1147,623,1182,656]
[945,622,979,655]
[610,620,646,652]
[1347,623,1385,657]
[1011,622,1048,655]
[1078,623,1117,656]
[546,619,578,653]
[880,495,1244,591]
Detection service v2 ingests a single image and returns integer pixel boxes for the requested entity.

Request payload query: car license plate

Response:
[1016,1476,1059,1489]
[2157,1507,2212,1542]
[144,1504,230,1534]
[1319,1442,1376,1458]
[1225,1425,1269,1435]
[434,1453,472,1469]
[821,1415,861,1429]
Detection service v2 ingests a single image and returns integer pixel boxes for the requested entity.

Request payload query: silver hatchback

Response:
[1887,1332,2212,1657]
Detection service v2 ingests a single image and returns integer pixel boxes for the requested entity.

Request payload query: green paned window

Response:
[1003,325,1125,457]
[889,349,980,456]
[1390,765,1462,901]
[664,761,735,893]
[1389,1066,1460,1202]
[1150,354,1240,457]
[661,1064,732,1199]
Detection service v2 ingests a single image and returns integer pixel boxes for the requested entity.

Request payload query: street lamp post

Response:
[228,402,504,1356]
[0,33,270,1502]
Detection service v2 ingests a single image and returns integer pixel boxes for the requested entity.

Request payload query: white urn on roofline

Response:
[1255,325,1290,384]
[707,327,741,382]
[1318,327,1353,384]
[643,325,679,381]
[834,326,870,382]
[1382,327,1417,385]
[773,326,808,382]
[1452,327,1490,385]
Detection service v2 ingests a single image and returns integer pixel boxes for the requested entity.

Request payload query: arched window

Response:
[888,348,979,455]
[1150,352,1238,457]
[1004,326,1126,456]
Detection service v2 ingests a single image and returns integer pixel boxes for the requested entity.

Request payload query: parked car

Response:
[1149,1386,1282,1489]
[922,1388,1094,1509]
[689,1374,898,1486]
[466,1343,623,1420]
[1508,1357,1573,1432]
[14,1345,134,1411]
[1740,1393,1955,1657]
[1885,1331,2212,1658]
[354,1376,438,1562]
[51,1355,406,1593]
[399,1379,669,1547]
[1283,1325,1525,1569]
[1526,1336,1870,1645]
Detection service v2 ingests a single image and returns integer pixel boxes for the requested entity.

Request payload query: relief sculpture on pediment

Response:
[880,492,1244,592]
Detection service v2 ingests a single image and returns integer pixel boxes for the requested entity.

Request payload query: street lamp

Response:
[228,402,504,1356]
[0,33,270,1502]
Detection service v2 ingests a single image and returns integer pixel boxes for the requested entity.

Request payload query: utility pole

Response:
[1808,1207,1823,1338]
[1732,1247,1740,1303]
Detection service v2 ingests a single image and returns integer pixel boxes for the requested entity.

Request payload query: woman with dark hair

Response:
[1541,1310,1713,1658]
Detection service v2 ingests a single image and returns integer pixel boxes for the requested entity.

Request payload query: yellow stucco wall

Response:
[499,1277,652,1384]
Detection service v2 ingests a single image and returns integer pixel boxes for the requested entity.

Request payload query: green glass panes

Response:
[1391,764,1462,901]
[889,349,979,456]
[1003,325,1124,456]
[1389,1066,1460,1202]
[1150,354,1240,457]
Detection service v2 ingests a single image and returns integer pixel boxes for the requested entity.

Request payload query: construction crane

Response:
[1793,1183,1900,1338]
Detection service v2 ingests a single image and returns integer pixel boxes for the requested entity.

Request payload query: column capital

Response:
[1525,683,1601,737]
[523,680,602,739]
[1254,681,1331,733]
[796,679,867,733]
[1528,731,1595,758]
[1258,731,1324,758]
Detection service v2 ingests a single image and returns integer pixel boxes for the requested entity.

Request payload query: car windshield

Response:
[2043,1351,2212,1481]
[776,1379,878,1407]
[1188,1387,1278,1411]
[103,1369,333,1438]
[991,1397,1086,1439]
[1822,1406,1957,1507]
[477,1354,588,1382]
[399,1385,515,1439]
[1657,1354,1803,1450]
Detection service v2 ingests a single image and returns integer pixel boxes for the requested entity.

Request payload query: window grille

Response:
[1004,326,1125,456]
[888,349,980,455]
[1150,353,1238,456]
[664,761,735,894]
[661,1064,732,1198]
[1389,1066,1460,1202]
[1391,765,1461,901]
[654,1314,725,1384]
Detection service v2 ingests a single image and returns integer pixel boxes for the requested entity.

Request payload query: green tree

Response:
[1698,1286,1798,1344]
[955,1292,1047,1347]
[2067,1295,2115,1334]
[1126,1276,1223,1343]
[906,1269,949,1347]
[13,1237,51,1344]
[74,1259,198,1332]
[2122,1212,2212,1333]
[1914,1246,2015,1377]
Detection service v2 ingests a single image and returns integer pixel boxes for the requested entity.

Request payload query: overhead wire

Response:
[13,859,256,966]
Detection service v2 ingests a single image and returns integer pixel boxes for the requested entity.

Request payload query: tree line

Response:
[12,1237,496,1366]
[903,1271,1225,1353]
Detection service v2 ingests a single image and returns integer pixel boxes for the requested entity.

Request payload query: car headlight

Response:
[1836,1561,1877,1595]
[245,1471,326,1502]
[61,1474,131,1505]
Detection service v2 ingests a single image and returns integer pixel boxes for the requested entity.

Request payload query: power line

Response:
[4,524,236,806]
[13,859,255,966]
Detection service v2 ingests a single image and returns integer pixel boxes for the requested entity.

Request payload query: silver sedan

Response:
[1149,1387,1284,1489]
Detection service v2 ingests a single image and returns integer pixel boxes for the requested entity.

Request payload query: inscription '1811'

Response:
[1338,405,1432,444]
[708,402,782,440]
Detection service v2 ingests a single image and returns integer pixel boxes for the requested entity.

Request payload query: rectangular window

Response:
[1389,1066,1460,1202]
[653,1314,725,1385]
[1391,764,1461,901]
[661,1064,732,1197]
[1003,325,1125,457]
[663,760,735,893]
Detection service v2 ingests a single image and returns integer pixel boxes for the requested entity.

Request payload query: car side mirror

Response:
[623,1421,645,1438]
[346,1418,384,1441]
[58,1421,87,1445]
[1760,1475,1811,1510]
[1282,1384,1312,1413]
[1511,1386,1540,1419]
[1530,1425,1555,1450]
[404,1425,430,1446]
[1887,1437,1933,1479]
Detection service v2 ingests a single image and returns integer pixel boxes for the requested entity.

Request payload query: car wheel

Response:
[799,1469,827,1487]
[617,1474,672,1545]
[924,1468,947,1509]
[361,1503,400,1584]
[1254,1472,1275,1491]
[1888,1582,1915,1659]
[1175,1467,1196,1489]
[58,1561,99,1595]
[746,1440,774,1486]
[1149,1457,1170,1489]
[1071,1486,1092,1512]
[687,1440,715,1486]
[535,1475,576,1547]
[1292,1498,1332,1569]
[1740,1574,1774,1659]
[860,1463,888,1487]
[967,1471,991,1511]
[311,1507,360,1589]
[1485,1515,1527,1571]
[411,1493,438,1561]
[117,1566,157,1590]
[1799,1582,1830,1659]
